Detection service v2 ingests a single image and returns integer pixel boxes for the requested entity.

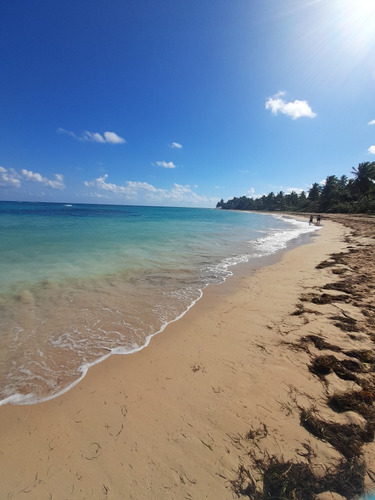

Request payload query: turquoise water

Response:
[0,201,320,405]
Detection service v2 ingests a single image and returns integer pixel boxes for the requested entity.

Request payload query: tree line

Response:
[216,162,375,214]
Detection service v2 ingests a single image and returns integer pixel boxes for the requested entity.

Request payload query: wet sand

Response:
[1,215,375,499]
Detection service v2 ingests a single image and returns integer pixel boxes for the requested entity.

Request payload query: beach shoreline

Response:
[1,215,375,499]
[0,206,316,407]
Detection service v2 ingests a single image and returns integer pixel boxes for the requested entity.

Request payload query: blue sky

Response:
[1,0,375,207]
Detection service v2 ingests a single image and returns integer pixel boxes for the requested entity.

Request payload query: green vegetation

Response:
[217,162,375,214]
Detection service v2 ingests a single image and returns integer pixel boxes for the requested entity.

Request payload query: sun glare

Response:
[337,0,375,51]
[357,0,375,16]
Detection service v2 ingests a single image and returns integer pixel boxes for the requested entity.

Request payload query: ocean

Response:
[0,201,320,405]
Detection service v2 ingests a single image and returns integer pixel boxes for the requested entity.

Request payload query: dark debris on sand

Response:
[230,215,375,499]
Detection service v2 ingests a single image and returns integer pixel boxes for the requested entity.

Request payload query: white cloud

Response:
[0,166,21,188]
[102,131,126,144]
[57,127,76,138]
[0,166,64,190]
[368,120,375,125]
[21,169,65,189]
[155,161,176,169]
[81,131,106,143]
[368,145,375,154]
[285,187,304,195]
[84,175,217,207]
[244,189,266,199]
[58,128,126,144]
[84,175,156,197]
[170,142,183,149]
[265,91,317,119]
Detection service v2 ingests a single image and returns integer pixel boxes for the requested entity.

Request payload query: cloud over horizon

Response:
[0,166,21,188]
[265,91,317,120]
[58,128,126,144]
[368,145,375,154]
[21,169,65,189]
[0,166,65,190]
[84,174,217,207]
[170,142,183,149]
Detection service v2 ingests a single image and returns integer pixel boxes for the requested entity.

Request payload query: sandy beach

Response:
[1,215,375,499]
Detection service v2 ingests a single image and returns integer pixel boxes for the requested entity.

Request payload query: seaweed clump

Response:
[309,354,363,381]
[330,314,359,332]
[263,458,365,500]
[323,281,354,295]
[315,252,348,269]
[328,387,375,421]
[310,293,350,305]
[231,453,365,500]
[301,334,341,352]
[344,349,374,364]
[262,459,317,500]
[300,409,373,460]
[229,409,369,500]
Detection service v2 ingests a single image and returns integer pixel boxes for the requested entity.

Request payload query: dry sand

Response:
[1,215,375,499]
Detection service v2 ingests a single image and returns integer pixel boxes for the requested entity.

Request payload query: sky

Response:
[1,0,375,208]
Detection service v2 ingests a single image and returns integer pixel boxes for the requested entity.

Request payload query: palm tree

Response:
[351,162,375,197]
[351,162,375,212]
[320,175,340,211]
[308,182,322,211]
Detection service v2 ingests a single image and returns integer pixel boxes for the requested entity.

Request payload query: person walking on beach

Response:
[309,214,314,225]
[316,214,321,225]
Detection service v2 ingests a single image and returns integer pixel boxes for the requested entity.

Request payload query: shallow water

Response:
[0,202,319,405]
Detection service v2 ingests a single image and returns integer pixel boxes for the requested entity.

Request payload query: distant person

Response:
[309,214,314,225]
[316,214,321,225]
